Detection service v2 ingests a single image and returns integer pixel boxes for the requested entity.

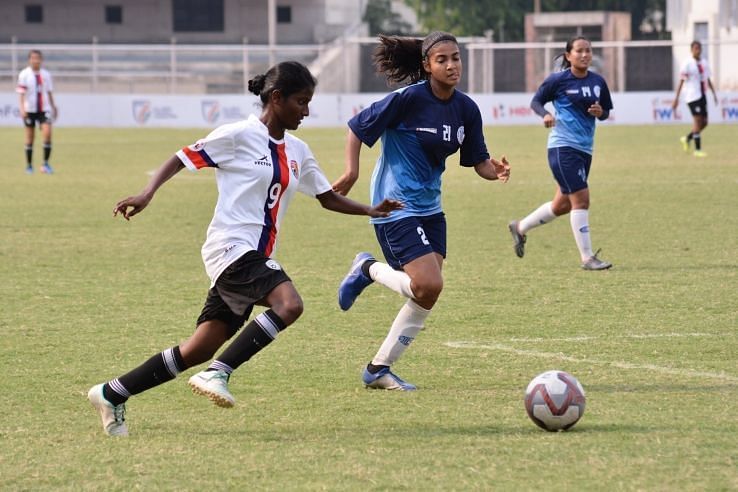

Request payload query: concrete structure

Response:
[667,0,738,90]
[524,11,631,91]
[0,0,366,44]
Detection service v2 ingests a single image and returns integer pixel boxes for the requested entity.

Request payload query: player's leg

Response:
[40,120,53,173]
[693,113,708,157]
[23,117,35,173]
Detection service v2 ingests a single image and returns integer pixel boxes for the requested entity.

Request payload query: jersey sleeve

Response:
[459,102,490,167]
[347,90,405,147]
[45,70,54,92]
[679,59,690,79]
[597,76,614,111]
[296,145,332,197]
[176,124,236,171]
[532,72,559,107]
[16,70,27,94]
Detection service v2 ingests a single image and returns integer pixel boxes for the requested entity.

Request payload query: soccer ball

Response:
[524,370,586,431]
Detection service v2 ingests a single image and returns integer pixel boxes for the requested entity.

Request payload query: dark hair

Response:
[373,31,458,85]
[28,49,42,59]
[247,61,316,105]
[555,36,590,70]
[691,40,702,49]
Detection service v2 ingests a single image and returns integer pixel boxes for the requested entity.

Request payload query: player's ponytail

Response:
[373,31,457,85]
[555,36,589,71]
[247,61,317,105]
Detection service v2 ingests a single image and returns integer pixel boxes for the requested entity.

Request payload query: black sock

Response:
[361,259,377,278]
[103,346,186,406]
[694,133,701,150]
[686,132,693,142]
[367,363,388,374]
[25,145,32,166]
[43,143,51,163]
[214,310,286,372]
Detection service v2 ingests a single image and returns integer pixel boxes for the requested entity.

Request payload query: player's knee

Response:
[413,277,443,304]
[273,295,303,326]
[180,342,218,367]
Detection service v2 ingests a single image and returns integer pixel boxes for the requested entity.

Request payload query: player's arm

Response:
[707,78,718,105]
[18,92,27,119]
[113,155,185,220]
[316,190,402,218]
[474,156,510,182]
[531,96,555,128]
[332,128,362,196]
[672,80,684,110]
[47,91,58,120]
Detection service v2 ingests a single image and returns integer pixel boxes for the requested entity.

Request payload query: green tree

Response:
[363,0,413,35]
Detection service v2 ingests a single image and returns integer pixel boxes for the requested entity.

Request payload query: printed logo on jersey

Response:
[566,89,579,95]
[201,100,220,124]
[254,154,271,166]
[415,127,438,134]
[265,259,282,270]
[132,100,152,124]
[289,160,299,178]
[457,126,465,145]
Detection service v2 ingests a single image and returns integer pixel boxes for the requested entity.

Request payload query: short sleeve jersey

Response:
[679,57,710,103]
[532,69,613,155]
[16,67,54,113]
[348,80,490,224]
[176,114,333,285]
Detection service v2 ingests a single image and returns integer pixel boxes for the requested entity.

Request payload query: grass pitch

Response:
[0,124,736,491]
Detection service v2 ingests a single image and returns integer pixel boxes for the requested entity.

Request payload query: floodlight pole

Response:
[268,0,276,67]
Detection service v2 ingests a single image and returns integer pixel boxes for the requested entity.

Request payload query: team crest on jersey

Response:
[290,160,299,178]
[265,259,282,270]
[457,126,465,145]
[594,85,601,98]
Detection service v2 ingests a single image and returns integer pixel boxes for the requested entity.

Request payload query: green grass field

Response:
[1,124,736,491]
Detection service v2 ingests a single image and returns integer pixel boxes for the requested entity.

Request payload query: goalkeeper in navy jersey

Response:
[509,36,614,271]
[333,31,511,391]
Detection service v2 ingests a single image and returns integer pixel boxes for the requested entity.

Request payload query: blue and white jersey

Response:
[532,69,613,155]
[348,80,489,224]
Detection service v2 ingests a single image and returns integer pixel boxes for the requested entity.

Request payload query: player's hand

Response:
[543,113,555,128]
[332,171,358,196]
[113,194,151,221]
[492,156,510,183]
[587,101,603,118]
[367,199,403,218]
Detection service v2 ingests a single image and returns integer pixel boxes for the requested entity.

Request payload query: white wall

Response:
[1,92,737,128]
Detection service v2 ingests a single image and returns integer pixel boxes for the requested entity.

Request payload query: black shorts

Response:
[196,250,291,335]
[687,96,708,117]
[23,111,51,128]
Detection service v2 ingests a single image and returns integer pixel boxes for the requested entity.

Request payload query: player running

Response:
[332,32,510,391]
[508,36,613,271]
[87,61,402,436]
[17,49,58,174]
[672,40,718,158]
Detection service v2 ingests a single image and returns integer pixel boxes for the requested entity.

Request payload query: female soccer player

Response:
[88,61,402,436]
[16,50,58,174]
[672,40,718,158]
[332,32,510,391]
[508,36,613,271]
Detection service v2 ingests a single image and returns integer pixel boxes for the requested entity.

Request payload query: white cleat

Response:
[188,370,235,408]
[88,383,128,436]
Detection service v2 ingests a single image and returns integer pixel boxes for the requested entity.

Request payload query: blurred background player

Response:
[87,61,401,436]
[17,49,58,174]
[508,36,613,271]
[672,40,718,158]
[332,32,510,391]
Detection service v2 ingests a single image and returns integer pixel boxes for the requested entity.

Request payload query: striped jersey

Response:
[679,57,710,103]
[16,66,54,113]
[176,114,332,285]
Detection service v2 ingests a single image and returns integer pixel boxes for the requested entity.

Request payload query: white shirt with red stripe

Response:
[176,114,333,285]
[17,67,54,113]
[679,57,710,103]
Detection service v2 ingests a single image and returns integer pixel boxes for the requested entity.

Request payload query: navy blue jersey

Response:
[532,69,613,154]
[348,80,490,224]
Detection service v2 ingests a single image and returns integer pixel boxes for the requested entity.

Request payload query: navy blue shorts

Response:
[374,213,447,270]
[548,146,592,194]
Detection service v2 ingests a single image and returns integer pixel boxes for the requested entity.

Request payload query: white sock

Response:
[371,299,430,367]
[518,201,556,234]
[369,261,415,299]
[570,209,594,261]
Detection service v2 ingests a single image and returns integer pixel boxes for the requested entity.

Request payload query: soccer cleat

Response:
[693,150,708,158]
[337,252,375,311]
[188,370,235,408]
[88,383,128,436]
[25,166,33,175]
[581,249,612,271]
[41,163,54,174]
[362,365,417,391]
[679,136,689,153]
[508,220,527,258]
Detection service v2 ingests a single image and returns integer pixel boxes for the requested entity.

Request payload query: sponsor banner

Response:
[0,92,735,127]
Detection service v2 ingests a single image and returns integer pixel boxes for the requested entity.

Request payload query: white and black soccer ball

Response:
[524,370,586,431]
